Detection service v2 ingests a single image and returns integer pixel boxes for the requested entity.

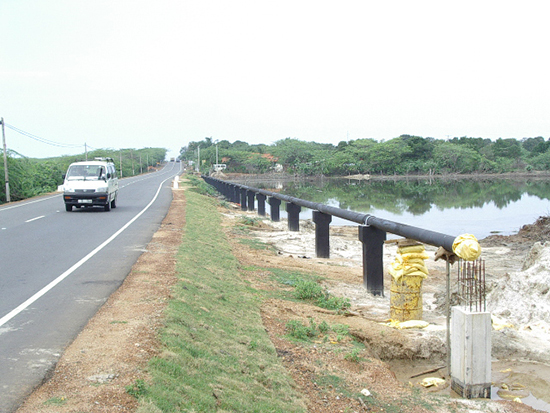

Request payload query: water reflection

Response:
[247,177,550,239]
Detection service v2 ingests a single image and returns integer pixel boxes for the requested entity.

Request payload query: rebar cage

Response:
[456,259,486,312]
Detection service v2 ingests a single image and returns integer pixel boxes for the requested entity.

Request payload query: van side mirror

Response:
[106,173,111,179]
[62,174,66,179]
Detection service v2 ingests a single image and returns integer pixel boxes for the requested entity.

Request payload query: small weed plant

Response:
[317,292,351,312]
[318,320,330,334]
[44,396,66,406]
[239,237,276,251]
[286,318,319,341]
[293,280,351,312]
[219,200,231,209]
[270,268,319,288]
[126,379,148,398]
[344,347,363,363]
[239,215,262,227]
[286,318,354,344]
[294,280,323,300]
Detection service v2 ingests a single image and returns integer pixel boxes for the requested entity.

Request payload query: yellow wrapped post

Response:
[389,240,429,322]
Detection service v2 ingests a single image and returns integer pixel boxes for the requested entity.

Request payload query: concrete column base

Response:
[450,307,491,399]
[451,378,491,399]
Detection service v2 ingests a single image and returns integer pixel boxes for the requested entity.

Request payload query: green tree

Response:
[432,142,484,173]
[521,136,545,153]
[490,138,522,160]
[271,138,328,172]
[530,139,550,156]
[530,152,550,170]
[449,136,492,152]
[400,135,435,161]
[365,138,412,174]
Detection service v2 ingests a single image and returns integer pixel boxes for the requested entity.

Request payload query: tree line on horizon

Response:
[180,135,550,176]
[0,147,167,203]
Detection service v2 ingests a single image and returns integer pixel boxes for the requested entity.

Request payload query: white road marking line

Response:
[25,216,45,223]
[0,195,61,212]
[0,174,176,328]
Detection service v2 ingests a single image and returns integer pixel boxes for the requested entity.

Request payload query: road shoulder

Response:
[15,188,185,412]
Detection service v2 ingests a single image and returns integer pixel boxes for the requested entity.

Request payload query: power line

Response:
[4,123,83,148]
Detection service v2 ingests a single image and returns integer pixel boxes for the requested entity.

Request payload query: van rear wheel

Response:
[111,198,116,209]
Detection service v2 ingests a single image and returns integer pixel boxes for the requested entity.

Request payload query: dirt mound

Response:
[482,216,550,249]
[519,216,550,241]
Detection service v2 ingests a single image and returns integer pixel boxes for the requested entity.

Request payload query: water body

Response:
[247,176,550,240]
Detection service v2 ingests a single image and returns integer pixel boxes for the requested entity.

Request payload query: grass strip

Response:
[140,189,306,413]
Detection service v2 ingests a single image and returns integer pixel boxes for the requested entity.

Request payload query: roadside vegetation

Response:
[133,180,446,412]
[0,147,166,203]
[138,188,307,412]
[180,135,550,176]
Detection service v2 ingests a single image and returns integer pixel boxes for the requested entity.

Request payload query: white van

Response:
[62,157,119,212]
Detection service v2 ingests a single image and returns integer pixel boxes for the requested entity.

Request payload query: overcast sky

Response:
[1,1,549,159]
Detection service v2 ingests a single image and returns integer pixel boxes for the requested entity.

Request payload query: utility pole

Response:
[85,142,88,160]
[1,118,10,202]
[119,151,123,178]
[197,144,201,173]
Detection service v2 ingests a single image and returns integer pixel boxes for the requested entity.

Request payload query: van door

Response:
[108,164,118,202]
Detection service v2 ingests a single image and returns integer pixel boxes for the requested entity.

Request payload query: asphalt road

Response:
[0,162,182,413]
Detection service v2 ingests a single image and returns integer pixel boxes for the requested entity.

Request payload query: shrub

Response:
[294,280,323,300]
[317,293,351,312]
[286,318,319,341]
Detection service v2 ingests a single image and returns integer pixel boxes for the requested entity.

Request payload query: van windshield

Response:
[66,165,105,181]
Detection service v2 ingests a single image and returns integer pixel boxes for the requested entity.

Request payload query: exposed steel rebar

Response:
[457,258,486,312]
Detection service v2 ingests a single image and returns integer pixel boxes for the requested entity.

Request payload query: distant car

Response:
[62,158,119,212]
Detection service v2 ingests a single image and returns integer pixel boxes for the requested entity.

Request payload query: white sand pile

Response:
[488,241,550,325]
[488,241,550,362]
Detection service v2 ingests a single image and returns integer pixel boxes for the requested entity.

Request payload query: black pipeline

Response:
[202,175,457,296]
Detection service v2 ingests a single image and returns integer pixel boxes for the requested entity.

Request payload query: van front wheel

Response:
[65,204,72,212]
[104,201,111,212]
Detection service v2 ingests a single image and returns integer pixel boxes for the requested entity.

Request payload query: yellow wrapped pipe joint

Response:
[452,234,482,261]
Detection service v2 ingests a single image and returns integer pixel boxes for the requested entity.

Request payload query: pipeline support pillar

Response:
[358,225,386,296]
[231,185,239,203]
[286,202,301,232]
[313,211,332,258]
[239,188,248,211]
[257,194,267,216]
[268,197,281,222]
[247,191,255,211]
